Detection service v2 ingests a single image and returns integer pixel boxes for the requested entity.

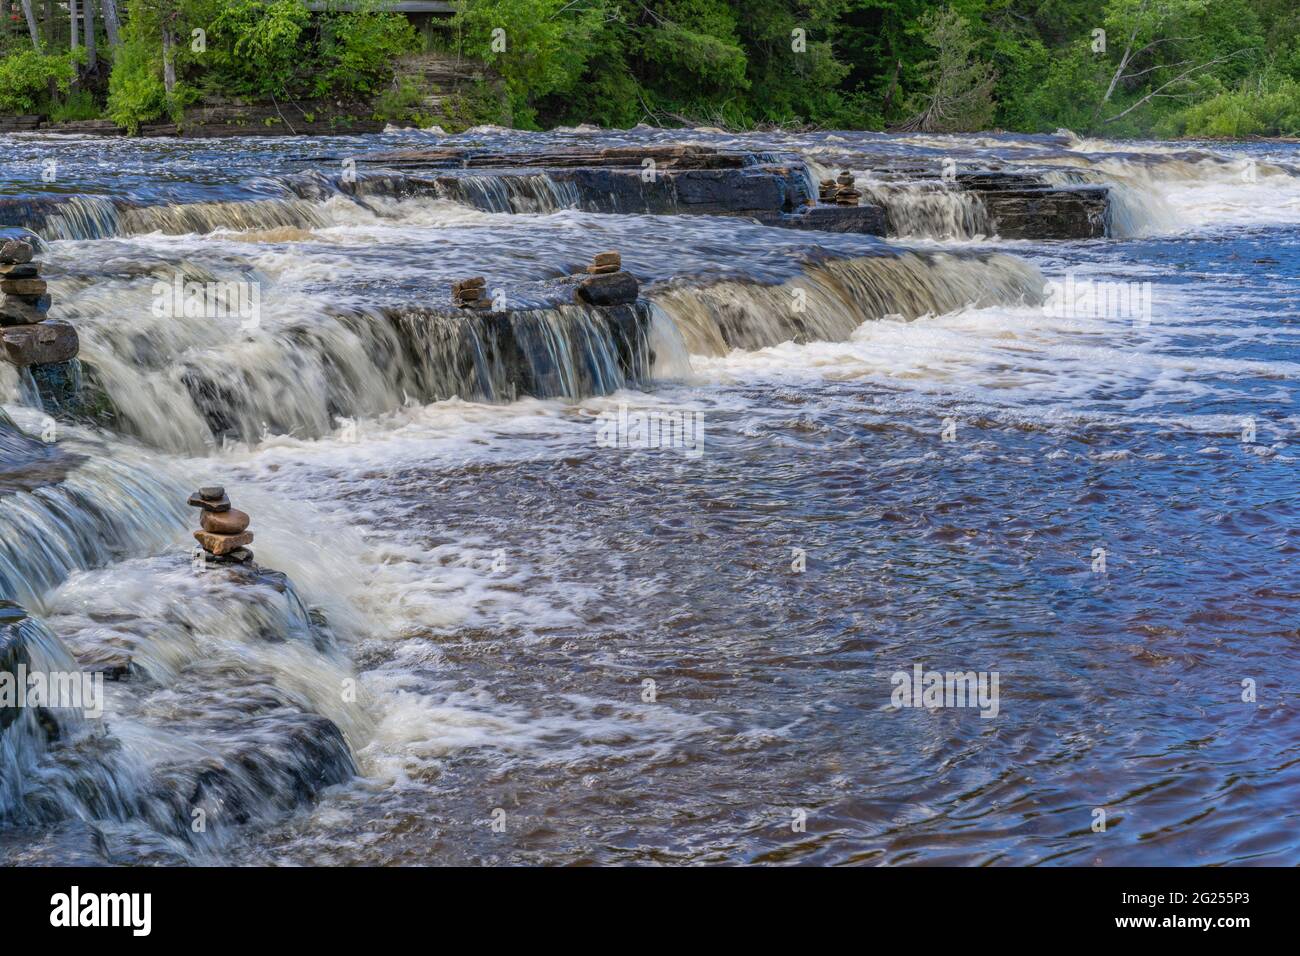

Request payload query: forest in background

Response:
[1,0,1299,137]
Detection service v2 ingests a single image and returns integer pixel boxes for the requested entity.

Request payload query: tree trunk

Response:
[70,0,79,49]
[162,29,177,95]
[19,0,41,49]
[42,0,52,47]
[84,0,97,72]
[101,0,120,47]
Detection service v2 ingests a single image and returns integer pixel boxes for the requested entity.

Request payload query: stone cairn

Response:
[0,237,77,368]
[574,250,638,307]
[188,485,255,565]
[832,170,861,206]
[452,276,490,310]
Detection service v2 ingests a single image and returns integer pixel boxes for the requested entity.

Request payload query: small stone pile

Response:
[833,170,861,206]
[587,251,621,275]
[818,178,837,202]
[452,276,490,310]
[0,236,77,368]
[188,486,254,565]
[574,249,638,307]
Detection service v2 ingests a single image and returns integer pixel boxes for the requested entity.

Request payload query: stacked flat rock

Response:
[833,170,861,206]
[188,486,254,564]
[0,238,77,367]
[818,179,837,202]
[453,276,490,310]
[587,251,621,275]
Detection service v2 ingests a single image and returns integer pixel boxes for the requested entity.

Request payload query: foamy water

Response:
[2,129,1299,865]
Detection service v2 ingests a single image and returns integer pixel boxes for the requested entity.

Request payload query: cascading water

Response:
[3,126,1299,867]
[650,250,1041,354]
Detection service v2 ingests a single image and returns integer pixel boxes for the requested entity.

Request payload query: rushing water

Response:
[1,126,1298,866]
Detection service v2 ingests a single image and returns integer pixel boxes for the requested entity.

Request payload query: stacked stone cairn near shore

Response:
[574,251,638,307]
[453,276,490,310]
[0,237,78,368]
[188,486,255,565]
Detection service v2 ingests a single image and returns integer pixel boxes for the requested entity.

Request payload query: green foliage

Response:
[316,11,420,98]
[206,0,311,99]
[1168,76,1300,136]
[4,0,1300,136]
[0,49,81,114]
[106,29,172,135]
[453,0,607,127]
[431,82,515,132]
[48,89,102,124]
[898,6,996,131]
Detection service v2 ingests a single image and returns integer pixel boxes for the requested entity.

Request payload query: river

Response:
[1,126,1297,865]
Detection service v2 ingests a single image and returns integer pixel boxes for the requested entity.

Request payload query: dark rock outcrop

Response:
[956,172,1107,239]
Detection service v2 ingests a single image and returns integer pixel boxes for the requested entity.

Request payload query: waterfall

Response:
[0,579,359,861]
[649,249,1043,355]
[72,295,652,454]
[431,174,581,214]
[858,180,993,240]
[0,431,188,608]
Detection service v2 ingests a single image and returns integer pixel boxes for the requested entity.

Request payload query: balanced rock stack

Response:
[834,170,861,206]
[452,276,490,310]
[574,249,638,307]
[188,486,254,565]
[0,237,78,368]
[587,251,621,275]
[819,178,837,202]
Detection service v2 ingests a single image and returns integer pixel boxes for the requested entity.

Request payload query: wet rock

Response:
[194,529,254,555]
[0,263,39,278]
[758,204,888,236]
[25,358,85,419]
[187,491,231,512]
[199,485,225,501]
[452,276,486,294]
[575,271,639,307]
[0,278,46,296]
[0,239,34,264]
[453,276,489,309]
[0,294,52,326]
[586,263,619,275]
[0,320,78,367]
[201,507,250,535]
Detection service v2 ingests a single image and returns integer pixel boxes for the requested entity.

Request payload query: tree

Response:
[895,5,996,132]
[86,0,98,72]
[1093,0,1254,124]
[19,0,41,50]
[102,0,122,47]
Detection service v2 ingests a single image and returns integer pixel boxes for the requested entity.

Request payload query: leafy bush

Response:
[106,34,171,134]
[0,49,81,114]
[207,0,311,99]
[1170,77,1300,136]
[316,11,419,99]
